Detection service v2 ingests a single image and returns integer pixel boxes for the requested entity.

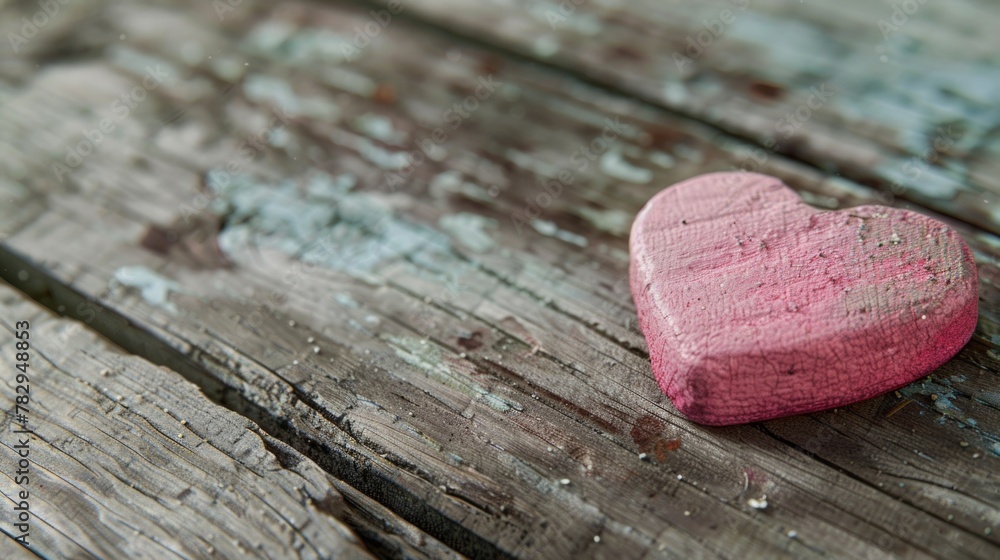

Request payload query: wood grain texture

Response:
[630,172,978,425]
[365,0,1000,235]
[0,284,373,559]
[0,0,997,558]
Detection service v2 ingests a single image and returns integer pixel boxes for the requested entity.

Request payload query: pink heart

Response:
[629,173,978,425]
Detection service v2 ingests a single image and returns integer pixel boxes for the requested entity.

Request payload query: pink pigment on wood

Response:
[629,172,978,425]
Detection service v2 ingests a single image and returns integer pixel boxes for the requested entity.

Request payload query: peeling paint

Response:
[334,293,359,309]
[112,266,181,313]
[352,113,406,144]
[649,151,676,169]
[900,376,1000,456]
[245,22,353,66]
[663,80,688,105]
[211,172,452,275]
[900,378,962,415]
[331,129,411,170]
[319,67,377,97]
[532,35,560,58]
[210,57,246,82]
[107,46,179,82]
[244,21,298,54]
[599,149,652,184]
[244,74,340,121]
[532,219,588,247]
[439,213,497,253]
[578,207,632,237]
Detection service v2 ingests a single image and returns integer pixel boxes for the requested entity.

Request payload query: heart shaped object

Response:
[629,172,978,425]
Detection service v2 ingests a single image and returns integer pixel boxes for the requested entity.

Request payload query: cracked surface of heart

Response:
[629,172,978,425]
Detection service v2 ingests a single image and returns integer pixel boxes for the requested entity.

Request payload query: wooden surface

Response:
[0,284,373,559]
[370,0,1000,236]
[0,0,997,558]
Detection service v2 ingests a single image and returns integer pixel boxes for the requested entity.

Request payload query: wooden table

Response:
[1,0,997,558]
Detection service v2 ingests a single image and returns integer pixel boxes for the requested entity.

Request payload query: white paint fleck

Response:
[245,74,340,121]
[266,127,290,148]
[211,57,245,82]
[334,293,359,308]
[673,144,703,163]
[577,207,632,236]
[180,43,204,66]
[320,67,377,97]
[245,21,298,54]
[107,47,178,84]
[349,135,411,170]
[500,84,522,103]
[599,149,652,184]
[533,35,560,58]
[439,213,497,253]
[352,113,405,144]
[663,81,688,104]
[429,170,464,198]
[649,151,676,169]
[747,495,768,510]
[112,266,182,313]
[307,173,356,200]
[532,220,588,247]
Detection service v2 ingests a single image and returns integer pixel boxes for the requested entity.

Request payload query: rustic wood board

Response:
[365,0,1000,235]
[0,0,997,558]
[0,284,373,558]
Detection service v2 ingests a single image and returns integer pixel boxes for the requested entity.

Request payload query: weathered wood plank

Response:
[0,0,997,558]
[0,534,41,560]
[0,283,374,559]
[364,0,1000,236]
[329,480,466,560]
